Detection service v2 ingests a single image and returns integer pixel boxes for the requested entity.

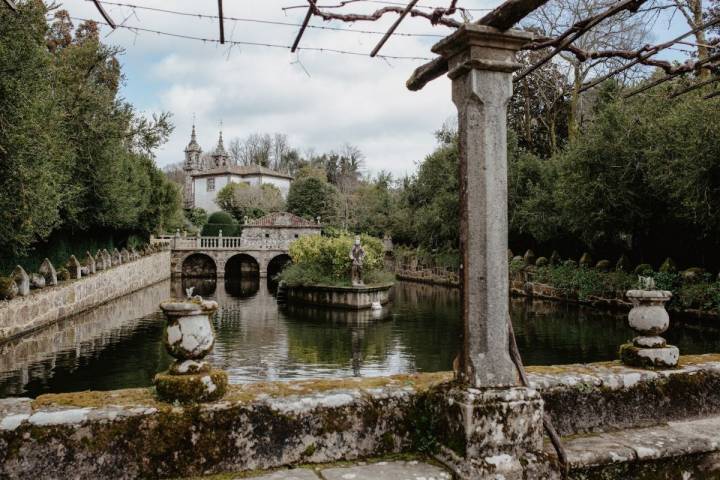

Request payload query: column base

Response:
[620,343,679,369]
[435,386,546,479]
[436,445,559,480]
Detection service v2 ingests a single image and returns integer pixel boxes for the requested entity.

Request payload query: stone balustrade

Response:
[153,234,294,251]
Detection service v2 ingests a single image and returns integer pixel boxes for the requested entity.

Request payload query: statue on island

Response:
[350,236,366,287]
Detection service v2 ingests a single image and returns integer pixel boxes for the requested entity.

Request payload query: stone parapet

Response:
[2,357,720,478]
[0,251,171,341]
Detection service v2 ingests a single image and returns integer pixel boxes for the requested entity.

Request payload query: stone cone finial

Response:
[620,289,679,369]
[38,258,57,286]
[154,296,228,403]
[66,256,82,279]
[84,251,96,275]
[11,266,29,297]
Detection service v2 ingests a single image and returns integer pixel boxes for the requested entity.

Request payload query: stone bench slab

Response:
[550,414,720,477]
[240,461,450,480]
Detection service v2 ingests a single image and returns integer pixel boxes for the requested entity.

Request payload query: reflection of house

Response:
[182,125,293,213]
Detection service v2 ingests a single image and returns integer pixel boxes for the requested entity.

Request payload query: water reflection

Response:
[0,278,719,397]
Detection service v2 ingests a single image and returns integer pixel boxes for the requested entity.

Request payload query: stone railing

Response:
[0,247,171,341]
[393,263,460,287]
[153,234,290,251]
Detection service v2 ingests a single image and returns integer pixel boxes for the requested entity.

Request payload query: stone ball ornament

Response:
[154,296,228,403]
[620,289,679,369]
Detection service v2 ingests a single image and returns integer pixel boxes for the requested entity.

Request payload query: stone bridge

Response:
[152,212,321,278]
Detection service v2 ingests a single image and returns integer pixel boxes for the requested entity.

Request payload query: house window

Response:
[207,178,215,192]
[265,233,270,238]
[294,234,299,238]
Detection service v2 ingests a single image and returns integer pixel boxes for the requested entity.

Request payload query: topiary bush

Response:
[201,211,239,237]
[280,233,387,287]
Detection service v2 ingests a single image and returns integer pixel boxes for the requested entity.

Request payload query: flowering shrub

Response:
[280,233,388,286]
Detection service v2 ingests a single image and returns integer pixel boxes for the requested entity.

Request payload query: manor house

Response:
[182,125,293,213]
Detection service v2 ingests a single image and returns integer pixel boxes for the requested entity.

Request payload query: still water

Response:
[0,278,718,397]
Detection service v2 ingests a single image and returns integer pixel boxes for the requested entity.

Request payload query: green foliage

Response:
[533,264,636,300]
[185,208,208,228]
[0,6,180,258]
[201,211,239,237]
[216,182,284,221]
[286,176,339,223]
[280,233,386,286]
[391,130,459,250]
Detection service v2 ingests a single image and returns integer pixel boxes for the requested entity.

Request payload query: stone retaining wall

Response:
[3,356,720,478]
[285,283,393,309]
[0,251,171,341]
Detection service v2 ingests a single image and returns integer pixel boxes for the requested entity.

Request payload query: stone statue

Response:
[350,236,366,287]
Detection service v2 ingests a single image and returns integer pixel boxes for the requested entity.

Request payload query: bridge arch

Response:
[181,253,217,278]
[225,253,260,279]
[267,253,292,280]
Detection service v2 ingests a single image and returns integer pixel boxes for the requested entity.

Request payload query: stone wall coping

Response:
[286,283,395,293]
[526,354,720,391]
[3,354,717,418]
[3,357,720,477]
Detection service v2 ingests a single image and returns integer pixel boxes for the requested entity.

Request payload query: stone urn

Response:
[154,296,228,402]
[620,289,679,369]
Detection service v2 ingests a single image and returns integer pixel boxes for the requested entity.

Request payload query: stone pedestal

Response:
[620,289,678,368]
[436,387,550,479]
[155,297,228,403]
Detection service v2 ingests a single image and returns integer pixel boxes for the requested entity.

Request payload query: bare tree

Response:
[673,0,713,78]
[163,161,184,186]
[526,0,654,137]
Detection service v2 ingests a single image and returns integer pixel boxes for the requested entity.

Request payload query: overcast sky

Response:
[58,0,687,178]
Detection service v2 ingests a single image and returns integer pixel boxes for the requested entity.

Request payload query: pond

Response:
[0,278,718,398]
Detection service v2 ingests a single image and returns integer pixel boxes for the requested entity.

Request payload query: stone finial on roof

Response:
[185,123,202,154]
[212,129,230,167]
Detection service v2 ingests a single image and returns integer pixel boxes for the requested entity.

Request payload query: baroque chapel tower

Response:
[183,124,202,209]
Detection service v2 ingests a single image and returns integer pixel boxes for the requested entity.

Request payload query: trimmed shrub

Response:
[595,259,611,272]
[201,211,239,237]
[579,252,593,268]
[616,254,631,272]
[659,257,677,273]
[634,263,653,275]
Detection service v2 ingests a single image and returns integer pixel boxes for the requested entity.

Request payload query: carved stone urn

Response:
[620,289,679,369]
[154,296,228,402]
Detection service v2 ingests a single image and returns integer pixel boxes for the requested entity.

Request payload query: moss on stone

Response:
[56,267,71,281]
[155,370,228,403]
[0,276,17,300]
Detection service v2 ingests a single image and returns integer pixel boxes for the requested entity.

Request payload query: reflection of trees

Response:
[0,281,173,397]
[511,298,632,365]
[388,282,462,373]
[284,308,394,368]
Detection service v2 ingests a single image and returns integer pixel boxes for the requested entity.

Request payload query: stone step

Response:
[549,414,720,479]
[238,460,451,480]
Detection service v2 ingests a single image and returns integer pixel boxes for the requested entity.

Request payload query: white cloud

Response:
[59,0,493,177]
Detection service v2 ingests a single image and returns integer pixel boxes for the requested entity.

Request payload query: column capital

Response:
[432,24,533,76]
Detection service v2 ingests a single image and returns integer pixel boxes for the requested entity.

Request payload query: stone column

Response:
[435,24,532,387]
[431,25,549,479]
